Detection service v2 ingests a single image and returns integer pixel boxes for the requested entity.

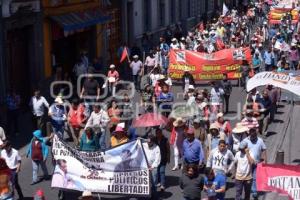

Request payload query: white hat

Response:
[82,191,92,197]
[54,96,63,104]
[203,30,209,34]
[292,43,296,46]
[232,123,249,134]
[199,102,208,109]
[110,64,115,69]
[181,37,185,41]
[171,38,177,42]
[217,112,224,118]
[133,55,139,59]
[188,85,195,90]
[258,43,263,47]
[263,21,267,25]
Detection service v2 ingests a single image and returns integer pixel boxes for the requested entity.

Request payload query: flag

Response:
[120,47,129,63]
[223,3,229,16]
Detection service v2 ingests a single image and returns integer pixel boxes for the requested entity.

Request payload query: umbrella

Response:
[132,113,168,128]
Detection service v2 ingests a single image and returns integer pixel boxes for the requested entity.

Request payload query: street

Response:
[15,83,290,200]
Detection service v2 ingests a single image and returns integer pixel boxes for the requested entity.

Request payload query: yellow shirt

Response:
[111,136,128,147]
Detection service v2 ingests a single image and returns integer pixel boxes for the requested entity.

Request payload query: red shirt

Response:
[68,104,85,128]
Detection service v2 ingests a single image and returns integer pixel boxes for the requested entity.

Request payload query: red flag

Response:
[120,47,128,63]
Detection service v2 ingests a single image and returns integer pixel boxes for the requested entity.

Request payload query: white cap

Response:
[110,64,116,69]
[54,96,63,104]
[188,85,195,90]
[181,37,185,41]
[171,38,177,42]
[133,55,139,59]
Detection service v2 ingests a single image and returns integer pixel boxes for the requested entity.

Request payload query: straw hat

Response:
[173,118,186,127]
[217,112,224,118]
[232,123,249,134]
[209,123,219,131]
[54,96,63,104]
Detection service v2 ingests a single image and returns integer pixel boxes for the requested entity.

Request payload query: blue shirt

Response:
[263,51,274,65]
[183,138,204,164]
[204,173,226,200]
[242,137,266,163]
[157,92,174,110]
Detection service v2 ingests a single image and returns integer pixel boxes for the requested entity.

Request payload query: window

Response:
[158,0,165,27]
[144,0,151,31]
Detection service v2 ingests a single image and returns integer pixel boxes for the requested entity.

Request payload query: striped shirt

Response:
[241,117,259,129]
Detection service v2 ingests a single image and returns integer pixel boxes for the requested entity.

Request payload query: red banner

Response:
[169,48,252,81]
[257,163,300,200]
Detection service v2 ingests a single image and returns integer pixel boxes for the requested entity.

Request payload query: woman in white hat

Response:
[107,64,119,96]
[170,118,186,171]
[232,123,249,154]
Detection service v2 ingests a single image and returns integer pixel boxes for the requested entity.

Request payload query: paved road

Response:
[12,82,290,200]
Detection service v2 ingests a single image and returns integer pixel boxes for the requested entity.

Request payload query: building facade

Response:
[42,0,111,78]
[0,0,43,103]
[120,0,210,46]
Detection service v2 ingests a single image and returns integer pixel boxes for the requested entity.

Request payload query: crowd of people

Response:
[0,0,300,200]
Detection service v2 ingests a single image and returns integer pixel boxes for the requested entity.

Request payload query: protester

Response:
[182,127,204,167]
[0,158,13,200]
[242,127,267,199]
[179,164,204,200]
[170,118,186,171]
[110,125,128,147]
[80,72,100,102]
[142,134,161,199]
[221,74,232,114]
[85,105,110,151]
[30,89,49,131]
[206,123,226,158]
[155,128,170,191]
[1,141,23,199]
[79,127,100,151]
[48,96,66,139]
[206,140,234,175]
[229,141,255,200]
[130,55,143,91]
[0,126,6,147]
[156,84,174,117]
[210,81,224,114]
[26,130,53,185]
[108,100,121,133]
[232,123,249,154]
[107,64,119,96]
[141,84,155,113]
[203,167,226,200]
[67,98,88,145]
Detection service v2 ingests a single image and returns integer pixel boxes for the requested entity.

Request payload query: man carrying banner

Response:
[143,135,161,199]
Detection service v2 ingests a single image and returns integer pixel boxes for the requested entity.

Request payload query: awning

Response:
[50,9,111,32]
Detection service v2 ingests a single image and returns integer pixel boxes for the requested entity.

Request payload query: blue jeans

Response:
[32,160,48,182]
[157,164,166,187]
[98,131,106,151]
[251,164,257,197]
[151,168,158,199]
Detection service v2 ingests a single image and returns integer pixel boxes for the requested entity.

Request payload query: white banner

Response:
[51,135,151,196]
[246,72,300,96]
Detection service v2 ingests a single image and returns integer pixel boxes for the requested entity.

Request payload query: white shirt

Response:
[30,96,49,117]
[0,127,6,145]
[1,148,21,169]
[85,110,110,132]
[150,74,160,87]
[145,56,156,67]
[142,143,161,168]
[232,151,253,180]
[206,148,234,174]
[130,60,143,75]
[210,87,225,105]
